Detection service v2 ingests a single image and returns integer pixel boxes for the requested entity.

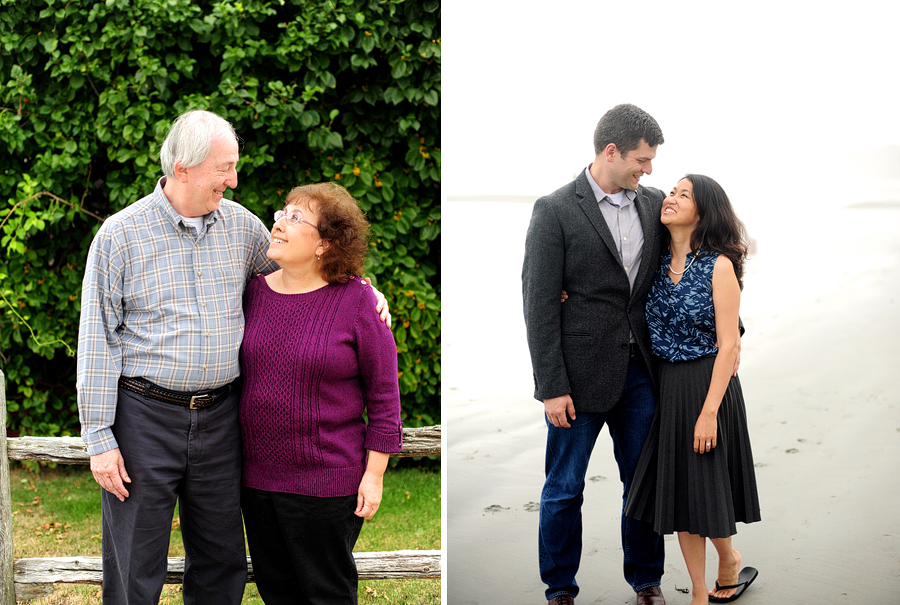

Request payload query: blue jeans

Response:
[539,356,665,600]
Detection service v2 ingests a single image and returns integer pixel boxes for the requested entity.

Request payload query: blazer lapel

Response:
[575,171,622,265]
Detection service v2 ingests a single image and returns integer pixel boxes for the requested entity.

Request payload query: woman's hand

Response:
[355,450,390,519]
[694,411,717,454]
[355,470,384,519]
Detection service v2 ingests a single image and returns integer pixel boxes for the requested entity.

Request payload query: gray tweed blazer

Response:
[522,170,665,414]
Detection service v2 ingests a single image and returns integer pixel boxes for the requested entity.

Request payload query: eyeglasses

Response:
[274,209,318,230]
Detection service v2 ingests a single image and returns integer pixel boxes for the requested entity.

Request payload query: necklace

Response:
[668,250,699,275]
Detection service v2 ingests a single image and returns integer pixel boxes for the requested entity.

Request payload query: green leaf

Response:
[300,111,319,128]
[326,131,343,149]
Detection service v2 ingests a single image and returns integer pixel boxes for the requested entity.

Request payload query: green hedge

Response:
[0,0,441,439]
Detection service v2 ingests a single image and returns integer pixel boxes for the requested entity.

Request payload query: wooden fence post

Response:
[1,370,16,605]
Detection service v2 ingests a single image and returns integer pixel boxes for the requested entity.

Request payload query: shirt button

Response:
[205,332,210,338]
[203,365,207,370]
[201,302,206,307]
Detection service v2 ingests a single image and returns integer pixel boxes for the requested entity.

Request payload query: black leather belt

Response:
[118,377,234,409]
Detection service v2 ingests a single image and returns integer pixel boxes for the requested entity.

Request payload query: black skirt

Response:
[625,356,761,538]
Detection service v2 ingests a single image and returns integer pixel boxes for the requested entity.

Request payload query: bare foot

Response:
[709,548,742,600]
[690,595,709,605]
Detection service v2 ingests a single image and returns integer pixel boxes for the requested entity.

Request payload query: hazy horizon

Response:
[444,1,900,204]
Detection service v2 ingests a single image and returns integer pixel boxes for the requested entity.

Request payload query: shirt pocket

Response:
[208,259,245,320]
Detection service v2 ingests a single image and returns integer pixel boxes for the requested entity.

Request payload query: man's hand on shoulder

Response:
[361,277,391,328]
[90,447,131,502]
[544,394,576,428]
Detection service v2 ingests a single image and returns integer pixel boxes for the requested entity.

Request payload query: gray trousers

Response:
[101,386,247,605]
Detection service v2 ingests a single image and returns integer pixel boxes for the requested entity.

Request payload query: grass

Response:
[8,464,440,604]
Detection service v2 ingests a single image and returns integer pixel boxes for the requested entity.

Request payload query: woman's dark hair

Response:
[682,174,749,289]
[283,182,370,284]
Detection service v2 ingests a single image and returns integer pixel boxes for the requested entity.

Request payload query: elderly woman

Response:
[238,182,403,604]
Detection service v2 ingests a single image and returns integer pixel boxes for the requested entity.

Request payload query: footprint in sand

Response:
[483,504,510,514]
[785,448,800,454]
[523,502,540,512]
[588,475,607,482]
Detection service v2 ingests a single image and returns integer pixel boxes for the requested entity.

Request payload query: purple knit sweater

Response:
[239,274,402,497]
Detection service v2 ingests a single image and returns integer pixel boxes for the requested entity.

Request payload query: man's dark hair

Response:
[592,103,664,156]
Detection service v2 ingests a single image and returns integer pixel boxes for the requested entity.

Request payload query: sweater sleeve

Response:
[353,281,403,453]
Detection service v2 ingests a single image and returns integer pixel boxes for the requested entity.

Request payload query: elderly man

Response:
[77,110,388,604]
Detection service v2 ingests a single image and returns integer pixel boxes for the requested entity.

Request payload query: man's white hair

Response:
[159,110,237,177]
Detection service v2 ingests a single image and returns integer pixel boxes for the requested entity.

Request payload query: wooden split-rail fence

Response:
[0,371,441,603]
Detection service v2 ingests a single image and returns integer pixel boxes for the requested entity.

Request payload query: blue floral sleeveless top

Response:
[646,250,719,362]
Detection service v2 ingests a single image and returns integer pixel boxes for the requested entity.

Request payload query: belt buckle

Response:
[189,394,211,409]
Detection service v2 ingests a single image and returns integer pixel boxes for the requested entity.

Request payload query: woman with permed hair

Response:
[238,182,403,604]
[625,174,761,604]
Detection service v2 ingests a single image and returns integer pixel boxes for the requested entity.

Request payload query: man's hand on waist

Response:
[90,447,131,501]
[544,394,576,428]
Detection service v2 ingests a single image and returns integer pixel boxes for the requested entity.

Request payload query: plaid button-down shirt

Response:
[76,178,277,455]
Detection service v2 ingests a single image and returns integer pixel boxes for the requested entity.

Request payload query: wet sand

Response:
[444,197,900,603]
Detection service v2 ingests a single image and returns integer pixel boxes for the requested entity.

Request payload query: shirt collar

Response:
[154,177,221,230]
[584,165,636,207]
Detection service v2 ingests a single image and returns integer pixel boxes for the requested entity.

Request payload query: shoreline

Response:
[444,199,900,603]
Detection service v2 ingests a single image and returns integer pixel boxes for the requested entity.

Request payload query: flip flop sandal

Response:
[709,566,758,603]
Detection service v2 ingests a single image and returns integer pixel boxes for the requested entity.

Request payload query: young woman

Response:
[625,174,761,604]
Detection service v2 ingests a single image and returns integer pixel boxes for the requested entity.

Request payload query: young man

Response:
[522,103,667,605]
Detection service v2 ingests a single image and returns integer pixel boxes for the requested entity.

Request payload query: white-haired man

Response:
[77,110,389,604]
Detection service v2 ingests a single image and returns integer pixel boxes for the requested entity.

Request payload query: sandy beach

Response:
[444,195,900,604]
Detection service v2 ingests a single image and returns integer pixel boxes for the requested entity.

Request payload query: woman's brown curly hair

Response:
[283,182,370,284]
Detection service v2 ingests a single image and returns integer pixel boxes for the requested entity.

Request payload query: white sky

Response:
[443,0,900,205]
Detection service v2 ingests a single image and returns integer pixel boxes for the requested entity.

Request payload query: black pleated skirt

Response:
[625,356,761,538]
